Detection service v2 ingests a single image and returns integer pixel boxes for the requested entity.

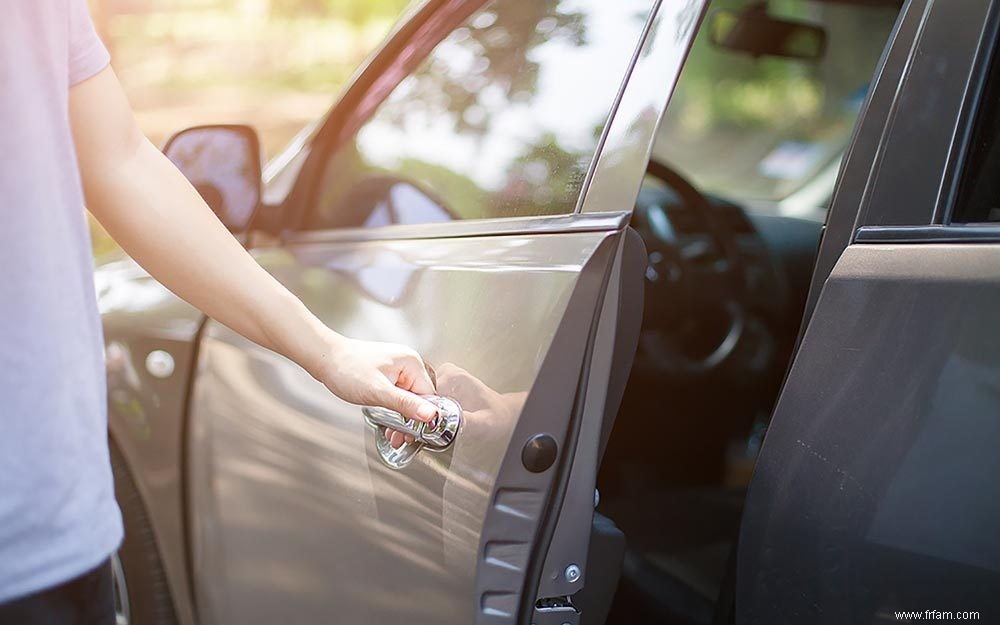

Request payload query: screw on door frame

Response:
[564,564,581,583]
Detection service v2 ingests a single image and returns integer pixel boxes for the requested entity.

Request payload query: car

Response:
[97,0,1000,624]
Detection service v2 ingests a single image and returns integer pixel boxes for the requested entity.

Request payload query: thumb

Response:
[379,384,439,423]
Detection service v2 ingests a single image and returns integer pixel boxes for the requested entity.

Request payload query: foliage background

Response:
[87,0,410,255]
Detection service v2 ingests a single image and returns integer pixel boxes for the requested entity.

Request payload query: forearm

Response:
[87,136,337,374]
[71,67,436,424]
[68,67,338,377]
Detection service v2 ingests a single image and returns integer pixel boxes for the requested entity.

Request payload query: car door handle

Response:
[362,396,462,468]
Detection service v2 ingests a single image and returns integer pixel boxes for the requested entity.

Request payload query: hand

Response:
[312,334,438,447]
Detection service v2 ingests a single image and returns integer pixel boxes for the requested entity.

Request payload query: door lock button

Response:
[521,434,558,473]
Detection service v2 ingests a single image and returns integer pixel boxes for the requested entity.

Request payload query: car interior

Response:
[592,1,904,623]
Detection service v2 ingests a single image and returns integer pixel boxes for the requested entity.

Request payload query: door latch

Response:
[362,396,462,469]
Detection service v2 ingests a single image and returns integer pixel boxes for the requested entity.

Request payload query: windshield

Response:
[653,0,900,211]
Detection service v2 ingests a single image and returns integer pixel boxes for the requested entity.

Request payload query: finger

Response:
[380,384,439,423]
[404,434,415,445]
[394,354,437,396]
[390,430,405,449]
[424,361,437,389]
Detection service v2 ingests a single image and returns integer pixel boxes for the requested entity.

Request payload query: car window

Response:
[653,0,899,213]
[953,51,1000,223]
[305,0,655,230]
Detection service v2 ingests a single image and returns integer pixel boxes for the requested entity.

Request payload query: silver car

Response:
[99,0,1000,624]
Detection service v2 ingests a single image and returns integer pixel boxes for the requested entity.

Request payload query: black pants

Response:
[0,559,114,625]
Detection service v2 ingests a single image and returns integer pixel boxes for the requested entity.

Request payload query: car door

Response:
[185,2,705,625]
[737,1,1000,623]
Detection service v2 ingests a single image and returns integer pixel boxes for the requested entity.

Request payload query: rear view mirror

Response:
[709,3,827,61]
[162,125,262,233]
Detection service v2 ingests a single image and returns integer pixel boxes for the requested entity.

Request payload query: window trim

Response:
[936,0,1000,225]
[283,210,631,246]
[855,224,1000,243]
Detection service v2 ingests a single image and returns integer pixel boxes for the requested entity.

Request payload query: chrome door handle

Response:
[362,396,462,468]
[362,396,461,449]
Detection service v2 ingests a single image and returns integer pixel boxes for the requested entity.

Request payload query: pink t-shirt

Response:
[0,0,121,601]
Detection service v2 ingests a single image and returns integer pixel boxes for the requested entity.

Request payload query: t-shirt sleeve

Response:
[68,0,111,86]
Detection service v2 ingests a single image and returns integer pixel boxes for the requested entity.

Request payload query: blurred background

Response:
[87,0,410,254]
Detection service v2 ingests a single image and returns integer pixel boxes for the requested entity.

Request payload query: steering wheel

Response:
[632,159,750,377]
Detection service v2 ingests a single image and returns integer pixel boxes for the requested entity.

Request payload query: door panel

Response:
[100,260,202,625]
[737,243,1000,623]
[188,227,623,625]
[185,0,710,620]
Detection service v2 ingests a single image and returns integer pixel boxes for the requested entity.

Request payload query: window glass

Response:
[653,0,898,212]
[954,54,1000,223]
[306,0,654,230]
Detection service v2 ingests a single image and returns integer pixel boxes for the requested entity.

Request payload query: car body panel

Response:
[187,229,619,625]
[737,243,1000,623]
[738,0,1000,622]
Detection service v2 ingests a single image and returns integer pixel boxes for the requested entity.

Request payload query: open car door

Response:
[184,1,706,625]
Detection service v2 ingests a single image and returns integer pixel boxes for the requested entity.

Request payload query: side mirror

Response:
[162,125,263,233]
[709,3,827,62]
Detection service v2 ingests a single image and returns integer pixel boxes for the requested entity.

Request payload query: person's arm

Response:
[70,66,438,433]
